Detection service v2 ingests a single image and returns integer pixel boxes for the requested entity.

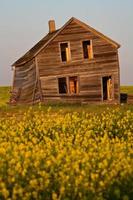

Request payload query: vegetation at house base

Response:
[0,107,133,200]
[0,86,10,106]
[0,86,133,117]
[1,86,133,105]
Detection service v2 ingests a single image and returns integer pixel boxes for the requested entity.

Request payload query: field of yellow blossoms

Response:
[0,107,133,200]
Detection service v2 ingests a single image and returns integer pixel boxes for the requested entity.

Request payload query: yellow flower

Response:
[52,192,58,200]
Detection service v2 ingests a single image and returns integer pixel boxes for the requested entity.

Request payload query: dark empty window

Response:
[58,78,67,94]
[60,43,71,62]
[82,40,93,59]
[69,77,78,94]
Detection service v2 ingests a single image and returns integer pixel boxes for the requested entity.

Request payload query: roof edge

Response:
[72,17,121,49]
[12,17,121,67]
[12,18,74,67]
[34,16,121,59]
[34,17,74,57]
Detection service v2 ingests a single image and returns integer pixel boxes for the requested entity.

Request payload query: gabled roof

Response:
[12,29,60,66]
[12,17,120,67]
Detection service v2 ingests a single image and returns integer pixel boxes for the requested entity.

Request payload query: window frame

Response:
[81,39,94,60]
[58,77,68,94]
[69,76,79,95]
[59,41,71,63]
[57,76,79,95]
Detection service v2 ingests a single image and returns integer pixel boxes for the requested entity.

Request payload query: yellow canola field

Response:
[0,108,133,200]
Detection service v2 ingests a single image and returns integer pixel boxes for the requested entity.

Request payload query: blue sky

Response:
[0,0,132,85]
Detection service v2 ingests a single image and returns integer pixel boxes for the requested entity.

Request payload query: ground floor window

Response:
[69,77,78,94]
[58,76,78,95]
[102,76,113,100]
[58,77,67,94]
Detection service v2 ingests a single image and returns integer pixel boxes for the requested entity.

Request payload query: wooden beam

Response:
[117,50,120,103]
[11,66,16,90]
[35,57,43,101]
[32,59,38,104]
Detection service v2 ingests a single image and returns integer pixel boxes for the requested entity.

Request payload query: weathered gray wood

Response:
[36,20,120,104]
[10,59,36,103]
[128,95,133,104]
[10,18,120,104]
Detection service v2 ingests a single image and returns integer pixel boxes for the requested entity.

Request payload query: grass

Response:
[120,85,133,94]
[0,86,133,117]
[0,86,10,106]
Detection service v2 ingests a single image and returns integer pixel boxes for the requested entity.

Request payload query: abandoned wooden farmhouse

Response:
[10,17,121,104]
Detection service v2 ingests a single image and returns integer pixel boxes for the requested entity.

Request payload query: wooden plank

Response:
[11,19,120,105]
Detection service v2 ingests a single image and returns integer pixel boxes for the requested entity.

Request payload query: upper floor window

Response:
[82,40,93,59]
[60,42,71,62]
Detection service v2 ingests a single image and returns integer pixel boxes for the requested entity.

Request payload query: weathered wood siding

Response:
[36,20,120,103]
[128,95,133,104]
[12,59,37,103]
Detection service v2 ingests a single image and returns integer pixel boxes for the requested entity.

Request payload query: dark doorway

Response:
[102,76,113,100]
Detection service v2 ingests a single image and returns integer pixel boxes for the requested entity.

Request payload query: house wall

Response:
[36,20,120,103]
[11,59,37,103]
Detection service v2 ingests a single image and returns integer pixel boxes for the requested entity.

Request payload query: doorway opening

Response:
[102,76,113,101]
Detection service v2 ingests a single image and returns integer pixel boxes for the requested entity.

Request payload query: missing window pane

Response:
[82,40,93,59]
[69,76,78,94]
[60,43,71,62]
[58,78,67,94]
